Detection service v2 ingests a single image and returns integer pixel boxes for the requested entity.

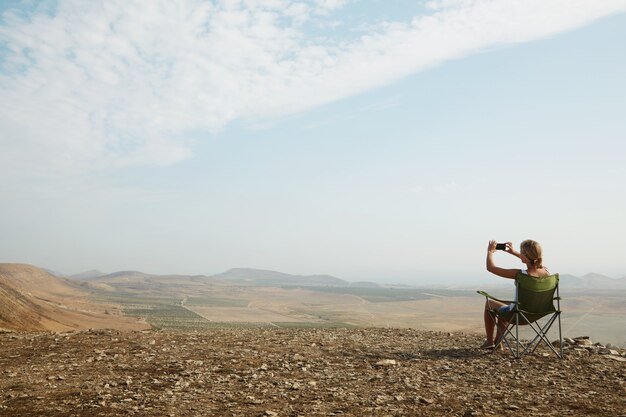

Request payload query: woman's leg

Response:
[495,318,509,349]
[484,299,507,344]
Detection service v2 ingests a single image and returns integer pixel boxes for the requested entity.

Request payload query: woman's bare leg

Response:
[484,299,506,344]
[495,318,509,348]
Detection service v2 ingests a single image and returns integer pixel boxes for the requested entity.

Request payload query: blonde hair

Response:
[520,239,543,269]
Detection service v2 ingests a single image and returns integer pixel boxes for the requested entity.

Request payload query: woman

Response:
[481,239,550,349]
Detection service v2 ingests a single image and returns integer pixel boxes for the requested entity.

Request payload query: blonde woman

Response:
[481,239,550,349]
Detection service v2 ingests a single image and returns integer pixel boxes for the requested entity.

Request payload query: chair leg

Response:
[488,310,510,354]
[495,318,520,358]
[557,312,563,359]
[523,313,562,358]
[515,312,520,359]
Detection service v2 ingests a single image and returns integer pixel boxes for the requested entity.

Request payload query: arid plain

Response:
[68,267,626,346]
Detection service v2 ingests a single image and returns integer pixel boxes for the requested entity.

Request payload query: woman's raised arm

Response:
[486,240,518,279]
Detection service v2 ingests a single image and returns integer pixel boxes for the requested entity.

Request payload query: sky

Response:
[1,0,625,285]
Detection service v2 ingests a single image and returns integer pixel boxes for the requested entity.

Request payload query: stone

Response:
[375,359,397,366]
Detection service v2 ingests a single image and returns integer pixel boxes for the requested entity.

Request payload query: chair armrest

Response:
[476,290,512,304]
[553,297,562,300]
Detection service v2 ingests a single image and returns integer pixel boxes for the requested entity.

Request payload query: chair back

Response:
[514,273,559,323]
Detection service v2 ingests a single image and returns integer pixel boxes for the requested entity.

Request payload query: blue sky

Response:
[1,1,625,284]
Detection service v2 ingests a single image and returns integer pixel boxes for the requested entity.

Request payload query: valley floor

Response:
[1,328,624,416]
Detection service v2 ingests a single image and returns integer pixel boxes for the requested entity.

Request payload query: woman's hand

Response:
[505,242,521,258]
[486,240,520,279]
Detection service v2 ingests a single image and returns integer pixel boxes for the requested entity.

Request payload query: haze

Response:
[1,1,625,285]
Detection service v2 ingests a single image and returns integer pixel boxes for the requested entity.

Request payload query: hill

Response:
[67,266,626,290]
[0,263,148,332]
[75,270,154,283]
[559,272,626,290]
[209,267,348,286]
[70,269,106,280]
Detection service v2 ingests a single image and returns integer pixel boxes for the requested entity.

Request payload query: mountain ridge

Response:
[66,266,626,289]
[208,267,348,286]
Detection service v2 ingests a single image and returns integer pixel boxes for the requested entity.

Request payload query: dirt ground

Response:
[1,328,624,417]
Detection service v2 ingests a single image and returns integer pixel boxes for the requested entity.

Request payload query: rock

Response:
[375,359,397,366]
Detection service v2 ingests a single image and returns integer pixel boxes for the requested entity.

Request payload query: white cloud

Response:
[1,0,625,176]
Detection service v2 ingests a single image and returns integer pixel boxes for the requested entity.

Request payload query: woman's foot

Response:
[480,340,495,349]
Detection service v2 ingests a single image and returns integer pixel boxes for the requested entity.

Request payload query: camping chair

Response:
[477,273,563,359]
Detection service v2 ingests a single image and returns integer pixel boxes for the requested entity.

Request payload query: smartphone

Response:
[495,243,507,250]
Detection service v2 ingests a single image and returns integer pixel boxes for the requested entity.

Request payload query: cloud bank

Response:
[1,0,625,174]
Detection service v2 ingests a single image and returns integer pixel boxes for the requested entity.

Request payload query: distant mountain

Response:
[559,273,626,290]
[81,270,155,284]
[70,269,106,280]
[48,265,626,290]
[209,268,348,286]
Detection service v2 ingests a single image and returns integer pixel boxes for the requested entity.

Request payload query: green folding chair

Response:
[478,273,563,359]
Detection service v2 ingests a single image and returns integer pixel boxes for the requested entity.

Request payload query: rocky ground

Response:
[0,328,624,417]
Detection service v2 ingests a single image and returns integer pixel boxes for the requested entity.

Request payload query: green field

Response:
[184,296,249,307]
